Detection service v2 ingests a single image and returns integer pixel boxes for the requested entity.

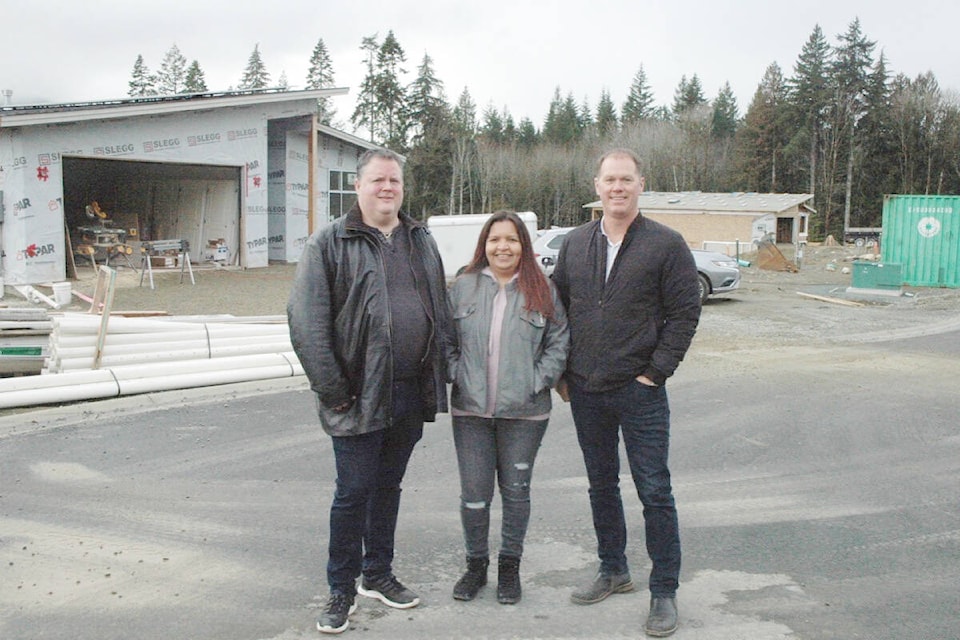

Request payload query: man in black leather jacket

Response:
[288,147,452,634]
[552,148,700,637]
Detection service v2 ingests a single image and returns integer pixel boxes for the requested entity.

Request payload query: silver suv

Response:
[691,249,740,304]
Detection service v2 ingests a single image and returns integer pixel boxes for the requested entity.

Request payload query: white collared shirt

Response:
[600,218,622,281]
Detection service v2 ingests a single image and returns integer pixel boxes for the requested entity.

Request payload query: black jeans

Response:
[326,380,424,595]
[569,379,680,597]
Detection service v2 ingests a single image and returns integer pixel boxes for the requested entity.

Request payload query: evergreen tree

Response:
[239,44,271,90]
[306,37,337,125]
[787,24,832,196]
[672,74,715,190]
[517,117,538,149]
[711,82,739,138]
[502,112,518,144]
[854,52,895,224]
[579,96,593,132]
[156,44,188,95]
[128,54,157,97]
[184,60,208,93]
[622,65,655,124]
[734,63,790,191]
[374,30,409,150]
[404,55,452,218]
[596,89,619,135]
[707,82,740,188]
[351,34,381,141]
[651,105,673,121]
[406,54,447,141]
[830,18,876,236]
[672,74,706,116]
[277,71,290,90]
[452,87,478,133]
[542,87,563,139]
[832,19,875,125]
[542,88,582,144]
[481,103,505,144]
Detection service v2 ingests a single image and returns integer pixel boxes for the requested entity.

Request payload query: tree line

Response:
[128,21,960,240]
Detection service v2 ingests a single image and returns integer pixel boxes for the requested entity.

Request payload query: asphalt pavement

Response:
[2,329,959,640]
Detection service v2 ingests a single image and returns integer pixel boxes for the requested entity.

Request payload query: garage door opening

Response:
[61,156,241,274]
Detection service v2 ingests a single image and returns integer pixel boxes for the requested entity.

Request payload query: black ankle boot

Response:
[453,556,488,601]
[497,554,521,604]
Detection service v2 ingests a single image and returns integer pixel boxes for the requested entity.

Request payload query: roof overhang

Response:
[0,87,349,128]
[315,122,381,152]
[584,192,814,214]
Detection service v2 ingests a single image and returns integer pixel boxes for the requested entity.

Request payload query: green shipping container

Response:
[881,195,960,288]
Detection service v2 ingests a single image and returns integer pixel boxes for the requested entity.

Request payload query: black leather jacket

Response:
[287,206,451,436]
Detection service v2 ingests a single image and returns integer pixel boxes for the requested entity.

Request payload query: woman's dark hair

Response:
[462,210,556,319]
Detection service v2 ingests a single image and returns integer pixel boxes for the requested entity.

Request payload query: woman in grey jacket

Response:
[447,210,569,604]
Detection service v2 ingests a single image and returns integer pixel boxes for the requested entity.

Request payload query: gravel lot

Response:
[29,262,299,318]
[695,244,960,350]
[6,244,960,347]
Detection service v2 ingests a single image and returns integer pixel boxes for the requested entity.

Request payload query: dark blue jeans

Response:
[452,416,549,559]
[327,380,424,596]
[569,379,680,597]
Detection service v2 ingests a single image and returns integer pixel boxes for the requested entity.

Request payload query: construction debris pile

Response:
[755,238,799,273]
[0,309,53,376]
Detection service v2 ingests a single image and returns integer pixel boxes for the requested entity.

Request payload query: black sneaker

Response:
[317,593,357,634]
[358,573,420,609]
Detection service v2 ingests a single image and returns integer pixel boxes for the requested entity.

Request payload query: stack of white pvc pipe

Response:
[0,313,305,409]
[45,314,295,372]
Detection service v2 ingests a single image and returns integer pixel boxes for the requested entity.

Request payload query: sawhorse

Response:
[138,239,196,289]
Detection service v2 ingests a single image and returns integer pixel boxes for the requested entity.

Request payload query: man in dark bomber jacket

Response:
[552,148,700,638]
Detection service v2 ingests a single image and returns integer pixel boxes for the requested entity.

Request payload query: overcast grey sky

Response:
[4,0,958,130]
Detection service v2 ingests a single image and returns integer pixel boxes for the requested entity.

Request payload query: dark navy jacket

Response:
[552,215,701,391]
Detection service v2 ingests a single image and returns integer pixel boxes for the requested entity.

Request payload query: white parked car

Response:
[533,227,574,275]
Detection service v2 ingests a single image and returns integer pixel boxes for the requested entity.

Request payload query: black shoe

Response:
[453,556,489,601]
[570,570,634,604]
[645,596,678,637]
[317,593,357,634]
[358,573,420,609]
[497,555,521,605]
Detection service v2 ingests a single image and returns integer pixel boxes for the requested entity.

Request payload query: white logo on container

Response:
[917,217,941,238]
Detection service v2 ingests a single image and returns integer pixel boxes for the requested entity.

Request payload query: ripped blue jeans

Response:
[452,416,549,559]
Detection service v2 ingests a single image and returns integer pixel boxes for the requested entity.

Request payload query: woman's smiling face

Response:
[485,219,522,280]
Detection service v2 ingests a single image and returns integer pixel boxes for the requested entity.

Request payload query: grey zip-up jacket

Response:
[287,206,452,436]
[448,270,569,418]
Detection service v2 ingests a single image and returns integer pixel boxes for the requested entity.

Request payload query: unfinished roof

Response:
[585,192,815,214]
[0,87,349,127]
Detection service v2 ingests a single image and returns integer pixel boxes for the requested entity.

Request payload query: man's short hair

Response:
[357,147,405,178]
[596,148,643,176]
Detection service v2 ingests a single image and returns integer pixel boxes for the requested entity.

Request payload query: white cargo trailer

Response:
[427,212,538,279]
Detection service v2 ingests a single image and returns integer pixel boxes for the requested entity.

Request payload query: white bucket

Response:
[52,281,72,306]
